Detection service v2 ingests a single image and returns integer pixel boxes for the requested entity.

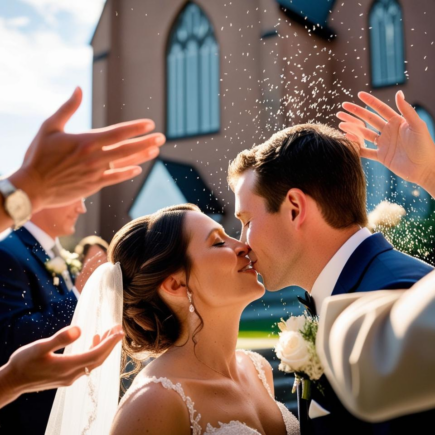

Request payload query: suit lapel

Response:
[15,228,70,294]
[16,228,50,264]
[332,233,393,296]
[32,243,51,266]
[295,236,393,432]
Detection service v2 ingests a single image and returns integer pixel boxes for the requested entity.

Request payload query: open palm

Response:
[337,91,435,188]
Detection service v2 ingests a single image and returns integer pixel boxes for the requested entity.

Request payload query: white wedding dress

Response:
[120,350,300,435]
[46,264,300,435]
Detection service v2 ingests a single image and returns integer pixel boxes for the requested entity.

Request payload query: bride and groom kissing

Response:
[47,120,433,434]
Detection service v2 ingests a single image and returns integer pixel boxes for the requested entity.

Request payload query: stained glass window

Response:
[369,0,405,87]
[167,3,220,139]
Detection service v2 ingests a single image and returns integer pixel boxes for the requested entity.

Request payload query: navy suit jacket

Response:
[300,233,434,435]
[0,228,77,435]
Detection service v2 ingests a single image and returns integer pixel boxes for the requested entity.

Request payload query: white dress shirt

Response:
[25,221,80,299]
[308,227,371,420]
[310,227,372,315]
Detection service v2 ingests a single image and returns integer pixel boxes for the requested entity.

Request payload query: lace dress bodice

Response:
[120,350,299,435]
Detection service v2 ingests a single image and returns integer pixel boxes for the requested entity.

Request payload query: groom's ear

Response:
[284,188,307,229]
[159,272,187,297]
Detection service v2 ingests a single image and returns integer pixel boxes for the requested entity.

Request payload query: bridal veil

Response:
[45,262,123,435]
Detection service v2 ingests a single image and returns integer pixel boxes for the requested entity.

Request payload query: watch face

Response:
[5,190,32,224]
[9,200,26,215]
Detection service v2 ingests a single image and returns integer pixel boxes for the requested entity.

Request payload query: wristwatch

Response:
[0,179,32,229]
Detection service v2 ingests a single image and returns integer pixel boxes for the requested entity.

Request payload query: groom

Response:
[228,124,434,434]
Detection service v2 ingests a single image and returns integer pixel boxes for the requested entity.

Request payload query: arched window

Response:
[416,106,435,139]
[167,3,220,139]
[369,0,405,87]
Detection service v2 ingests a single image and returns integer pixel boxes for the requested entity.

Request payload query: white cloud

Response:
[8,17,30,28]
[20,0,105,25]
[0,17,91,117]
[0,2,105,174]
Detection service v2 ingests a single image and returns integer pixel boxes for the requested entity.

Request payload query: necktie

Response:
[52,244,74,291]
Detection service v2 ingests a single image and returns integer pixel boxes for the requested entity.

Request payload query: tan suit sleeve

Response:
[316,270,435,422]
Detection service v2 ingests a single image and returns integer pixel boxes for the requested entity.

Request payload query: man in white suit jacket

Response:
[317,90,435,421]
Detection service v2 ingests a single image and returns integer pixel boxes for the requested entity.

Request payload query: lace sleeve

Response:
[120,376,202,435]
[239,350,274,398]
[276,402,300,435]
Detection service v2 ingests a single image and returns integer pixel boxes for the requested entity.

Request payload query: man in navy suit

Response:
[228,123,434,434]
[0,199,86,434]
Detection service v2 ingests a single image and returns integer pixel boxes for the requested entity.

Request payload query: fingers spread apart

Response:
[341,102,387,132]
[84,119,157,148]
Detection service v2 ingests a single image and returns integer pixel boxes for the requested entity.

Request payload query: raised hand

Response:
[9,87,165,212]
[337,91,435,196]
[0,325,124,408]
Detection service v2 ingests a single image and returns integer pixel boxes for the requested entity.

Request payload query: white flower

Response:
[275,330,311,372]
[59,249,82,276]
[279,314,306,333]
[368,201,406,231]
[275,314,324,381]
[306,354,324,380]
[46,257,67,275]
[60,249,79,261]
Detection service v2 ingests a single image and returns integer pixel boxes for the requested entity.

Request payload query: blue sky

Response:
[0,0,105,176]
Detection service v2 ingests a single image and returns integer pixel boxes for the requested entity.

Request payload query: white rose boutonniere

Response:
[46,257,67,275]
[45,257,67,285]
[275,313,324,400]
[45,249,82,285]
[60,249,82,278]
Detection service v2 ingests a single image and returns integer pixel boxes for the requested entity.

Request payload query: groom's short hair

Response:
[228,123,368,228]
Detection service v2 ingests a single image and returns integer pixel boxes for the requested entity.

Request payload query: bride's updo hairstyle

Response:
[108,203,201,371]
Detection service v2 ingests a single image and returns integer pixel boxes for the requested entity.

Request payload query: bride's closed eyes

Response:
[213,241,226,247]
[212,232,227,247]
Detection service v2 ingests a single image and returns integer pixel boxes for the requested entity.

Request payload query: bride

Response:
[46,204,299,435]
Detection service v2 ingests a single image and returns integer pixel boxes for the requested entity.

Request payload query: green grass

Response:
[239,319,281,334]
[237,330,278,339]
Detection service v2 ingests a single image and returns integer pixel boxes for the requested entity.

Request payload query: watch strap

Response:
[0,179,32,229]
[0,179,17,198]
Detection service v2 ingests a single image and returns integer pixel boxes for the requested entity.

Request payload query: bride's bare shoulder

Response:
[110,375,191,435]
[139,350,188,380]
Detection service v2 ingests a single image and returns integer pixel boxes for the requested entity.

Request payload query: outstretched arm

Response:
[0,87,165,232]
[337,91,435,197]
[317,270,435,422]
[0,325,124,409]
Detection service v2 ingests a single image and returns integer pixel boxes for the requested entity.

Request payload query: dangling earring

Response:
[187,290,195,313]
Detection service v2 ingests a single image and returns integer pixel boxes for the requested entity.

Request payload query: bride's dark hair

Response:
[108,203,201,377]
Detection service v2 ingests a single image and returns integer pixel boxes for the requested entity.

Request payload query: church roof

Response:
[276,0,336,27]
[129,159,224,220]
[276,0,336,39]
